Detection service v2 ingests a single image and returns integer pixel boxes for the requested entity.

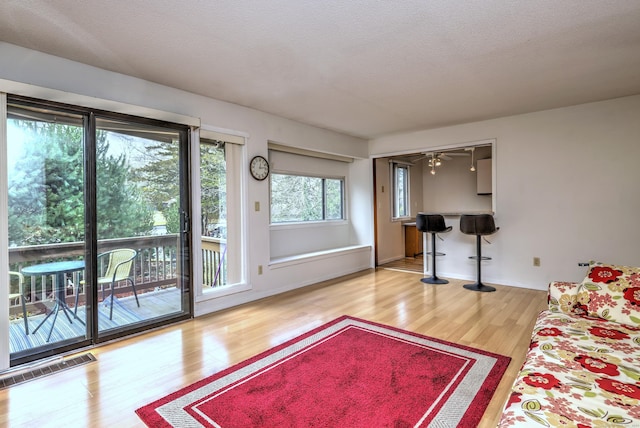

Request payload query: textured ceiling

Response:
[1,0,639,139]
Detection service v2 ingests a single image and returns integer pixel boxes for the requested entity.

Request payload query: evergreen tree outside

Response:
[325,178,344,220]
[270,174,344,223]
[271,174,322,222]
[96,131,154,239]
[8,119,154,247]
[130,138,228,238]
[8,120,85,245]
[129,138,181,234]
[199,142,226,237]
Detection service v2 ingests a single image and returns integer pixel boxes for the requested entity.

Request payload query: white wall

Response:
[371,95,640,289]
[0,43,373,325]
[423,147,492,213]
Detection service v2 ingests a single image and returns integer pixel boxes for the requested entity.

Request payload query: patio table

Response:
[22,260,85,341]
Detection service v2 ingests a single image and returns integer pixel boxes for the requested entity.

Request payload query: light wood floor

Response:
[0,268,547,427]
[378,255,424,273]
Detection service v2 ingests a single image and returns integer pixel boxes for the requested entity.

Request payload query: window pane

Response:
[271,173,345,223]
[7,102,88,354]
[95,116,187,334]
[271,174,323,222]
[7,106,85,247]
[200,142,227,239]
[393,164,409,218]
[325,179,343,220]
[200,140,228,289]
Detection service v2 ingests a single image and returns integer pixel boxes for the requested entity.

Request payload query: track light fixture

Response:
[469,147,476,172]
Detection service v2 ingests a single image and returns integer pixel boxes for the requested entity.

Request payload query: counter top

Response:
[417,211,494,216]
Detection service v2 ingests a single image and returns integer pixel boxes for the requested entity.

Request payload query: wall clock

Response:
[249,155,270,181]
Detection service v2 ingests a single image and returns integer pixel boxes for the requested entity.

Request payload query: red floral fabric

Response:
[588,265,623,283]
[499,277,640,427]
[596,378,640,400]
[574,355,619,376]
[582,261,640,326]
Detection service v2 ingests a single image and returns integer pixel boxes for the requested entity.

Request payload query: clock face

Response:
[250,155,269,181]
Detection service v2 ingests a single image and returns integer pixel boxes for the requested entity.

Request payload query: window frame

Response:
[391,162,411,220]
[193,129,248,303]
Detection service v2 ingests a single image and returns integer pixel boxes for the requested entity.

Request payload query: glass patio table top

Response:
[21,260,85,341]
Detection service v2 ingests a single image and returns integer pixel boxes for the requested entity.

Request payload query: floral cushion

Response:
[499,310,640,427]
[547,281,587,315]
[581,261,640,327]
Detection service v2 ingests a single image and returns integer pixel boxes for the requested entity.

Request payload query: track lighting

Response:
[469,147,476,172]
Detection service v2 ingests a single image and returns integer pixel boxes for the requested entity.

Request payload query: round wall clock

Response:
[249,155,270,181]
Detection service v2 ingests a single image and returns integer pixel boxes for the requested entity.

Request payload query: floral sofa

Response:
[499,261,640,427]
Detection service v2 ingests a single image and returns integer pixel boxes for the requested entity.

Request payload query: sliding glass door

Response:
[7,101,89,359]
[6,97,192,365]
[94,116,190,338]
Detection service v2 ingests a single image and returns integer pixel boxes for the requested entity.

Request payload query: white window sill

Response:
[269,244,371,269]
[270,220,348,230]
[195,282,251,302]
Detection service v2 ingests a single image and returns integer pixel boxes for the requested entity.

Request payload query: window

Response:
[392,163,410,218]
[271,173,345,223]
[195,129,245,300]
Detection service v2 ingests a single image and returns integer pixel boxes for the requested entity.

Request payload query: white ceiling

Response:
[1,0,639,139]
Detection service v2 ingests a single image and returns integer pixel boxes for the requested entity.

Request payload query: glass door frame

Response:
[92,110,193,345]
[6,95,193,367]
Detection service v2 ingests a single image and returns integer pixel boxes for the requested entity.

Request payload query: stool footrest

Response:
[468,256,491,261]
[426,251,446,256]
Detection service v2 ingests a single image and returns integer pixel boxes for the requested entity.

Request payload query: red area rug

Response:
[136,316,510,427]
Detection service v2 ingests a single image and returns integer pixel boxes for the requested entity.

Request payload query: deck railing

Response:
[8,235,226,317]
[202,236,226,287]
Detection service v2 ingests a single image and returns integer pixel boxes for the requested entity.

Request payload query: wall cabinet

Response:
[476,158,492,195]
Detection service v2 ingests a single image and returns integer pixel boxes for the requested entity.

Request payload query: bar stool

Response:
[460,214,498,292]
[416,213,452,284]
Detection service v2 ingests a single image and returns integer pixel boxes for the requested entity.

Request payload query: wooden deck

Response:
[9,288,182,354]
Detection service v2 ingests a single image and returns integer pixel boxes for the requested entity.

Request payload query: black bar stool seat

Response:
[416,214,452,284]
[460,214,498,292]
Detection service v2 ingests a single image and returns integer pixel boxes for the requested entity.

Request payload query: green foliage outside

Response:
[199,143,226,237]
[128,138,180,234]
[270,174,343,223]
[125,137,227,237]
[8,118,229,248]
[325,179,343,220]
[8,120,154,246]
[7,115,232,303]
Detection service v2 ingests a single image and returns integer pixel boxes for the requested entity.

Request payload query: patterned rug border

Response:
[137,315,511,427]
